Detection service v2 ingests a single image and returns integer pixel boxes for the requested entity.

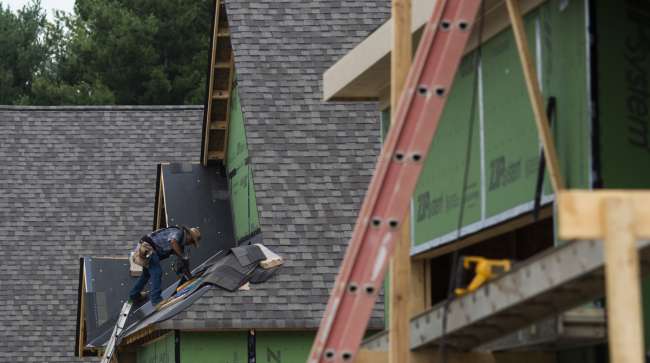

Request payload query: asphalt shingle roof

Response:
[162,0,390,330]
[0,106,202,362]
[1,1,391,360]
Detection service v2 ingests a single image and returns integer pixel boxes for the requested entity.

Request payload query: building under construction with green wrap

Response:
[2,0,649,362]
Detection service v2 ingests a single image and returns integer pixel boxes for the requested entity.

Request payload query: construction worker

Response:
[129,226,201,307]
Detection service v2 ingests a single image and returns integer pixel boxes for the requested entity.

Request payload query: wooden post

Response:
[505,0,564,192]
[410,259,431,316]
[389,0,412,362]
[558,190,650,363]
[603,197,644,363]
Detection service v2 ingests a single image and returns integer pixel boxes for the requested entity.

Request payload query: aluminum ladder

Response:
[100,300,133,363]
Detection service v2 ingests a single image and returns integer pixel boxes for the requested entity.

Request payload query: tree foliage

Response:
[0,0,211,105]
[0,1,48,104]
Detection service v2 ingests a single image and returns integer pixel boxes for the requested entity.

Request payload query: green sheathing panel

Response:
[137,333,175,363]
[227,86,260,240]
[597,0,650,188]
[596,0,650,352]
[255,331,315,363]
[541,0,590,190]
[413,54,481,244]
[412,1,590,253]
[180,331,248,363]
[482,17,539,217]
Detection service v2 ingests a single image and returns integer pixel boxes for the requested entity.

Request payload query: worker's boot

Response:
[131,291,149,304]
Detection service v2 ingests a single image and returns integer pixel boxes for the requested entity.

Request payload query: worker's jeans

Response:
[129,253,163,305]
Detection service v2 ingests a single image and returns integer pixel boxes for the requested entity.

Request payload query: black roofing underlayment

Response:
[84,244,279,348]
[80,162,252,347]
[160,163,236,255]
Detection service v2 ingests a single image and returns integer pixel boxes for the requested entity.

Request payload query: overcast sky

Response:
[3,0,74,17]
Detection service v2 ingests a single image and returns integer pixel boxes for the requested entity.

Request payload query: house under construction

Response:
[2,0,649,362]
[312,0,650,362]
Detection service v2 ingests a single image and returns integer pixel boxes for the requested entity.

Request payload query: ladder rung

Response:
[208,150,225,160]
[212,91,230,100]
[213,62,231,69]
[210,121,227,130]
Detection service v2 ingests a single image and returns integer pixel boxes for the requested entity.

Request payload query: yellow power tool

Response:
[454,256,512,296]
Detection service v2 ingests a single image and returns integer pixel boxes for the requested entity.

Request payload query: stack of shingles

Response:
[203,244,283,291]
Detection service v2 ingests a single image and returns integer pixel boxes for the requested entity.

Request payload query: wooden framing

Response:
[324,0,547,102]
[202,0,235,165]
[409,259,431,316]
[558,191,650,239]
[77,263,86,357]
[558,190,650,363]
[153,163,168,230]
[413,205,552,260]
[505,0,564,192]
[388,0,412,362]
[355,350,555,363]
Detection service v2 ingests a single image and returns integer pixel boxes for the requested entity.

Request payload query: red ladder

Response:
[308,0,482,362]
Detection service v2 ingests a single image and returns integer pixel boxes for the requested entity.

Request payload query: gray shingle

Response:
[164,0,390,330]
[0,105,202,362]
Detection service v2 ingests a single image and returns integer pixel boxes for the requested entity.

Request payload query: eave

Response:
[323,0,547,103]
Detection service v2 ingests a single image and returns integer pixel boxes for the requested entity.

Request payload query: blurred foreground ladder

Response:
[100,300,133,363]
[307,0,484,362]
[307,0,650,360]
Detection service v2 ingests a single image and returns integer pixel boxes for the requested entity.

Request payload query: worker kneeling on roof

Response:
[128,226,201,307]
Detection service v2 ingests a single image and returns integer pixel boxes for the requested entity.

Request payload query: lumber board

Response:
[505,0,564,192]
[414,206,552,260]
[221,57,235,161]
[558,190,650,239]
[355,349,388,363]
[603,197,643,363]
[410,259,431,316]
[78,266,86,357]
[388,0,412,362]
[356,349,555,363]
[203,0,221,165]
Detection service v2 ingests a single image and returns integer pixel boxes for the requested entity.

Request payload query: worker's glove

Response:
[173,256,190,276]
[172,259,184,273]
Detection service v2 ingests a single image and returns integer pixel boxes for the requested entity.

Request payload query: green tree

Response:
[43,0,212,105]
[1,0,212,105]
[0,0,48,104]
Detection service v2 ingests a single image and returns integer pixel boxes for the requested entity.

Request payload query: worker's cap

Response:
[188,227,201,247]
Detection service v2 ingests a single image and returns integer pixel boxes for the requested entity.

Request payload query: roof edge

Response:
[0,105,203,111]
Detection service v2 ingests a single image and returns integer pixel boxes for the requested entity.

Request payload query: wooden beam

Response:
[356,350,555,363]
[558,190,650,239]
[603,197,644,363]
[389,0,411,362]
[203,0,221,166]
[355,350,388,363]
[558,190,650,363]
[77,265,86,357]
[221,57,235,162]
[160,168,169,228]
[409,259,431,316]
[505,0,564,192]
[414,206,552,260]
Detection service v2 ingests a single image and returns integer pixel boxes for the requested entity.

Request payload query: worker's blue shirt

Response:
[147,227,185,259]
